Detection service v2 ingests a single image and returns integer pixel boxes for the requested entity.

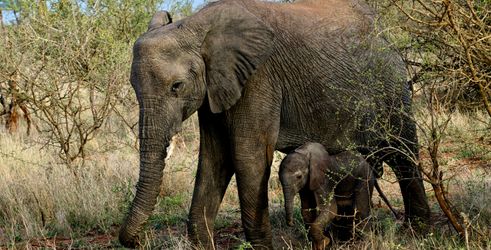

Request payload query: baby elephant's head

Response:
[279,142,331,226]
[279,151,310,226]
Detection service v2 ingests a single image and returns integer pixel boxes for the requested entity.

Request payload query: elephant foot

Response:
[402,213,432,235]
[399,195,431,234]
[312,237,330,250]
[405,204,431,225]
[187,221,216,250]
[250,242,274,250]
[354,217,372,235]
[245,233,273,249]
[118,229,140,248]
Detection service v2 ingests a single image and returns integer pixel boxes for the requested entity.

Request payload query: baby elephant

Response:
[279,142,374,249]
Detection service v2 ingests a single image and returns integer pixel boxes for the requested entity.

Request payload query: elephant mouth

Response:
[165,135,180,160]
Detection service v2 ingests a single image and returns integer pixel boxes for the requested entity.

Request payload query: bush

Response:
[0,0,164,166]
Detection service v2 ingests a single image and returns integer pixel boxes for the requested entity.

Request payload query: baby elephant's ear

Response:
[308,146,331,191]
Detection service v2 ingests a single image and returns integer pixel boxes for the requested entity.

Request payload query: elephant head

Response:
[119,2,275,247]
[279,142,333,227]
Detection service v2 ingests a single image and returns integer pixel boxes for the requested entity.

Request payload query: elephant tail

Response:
[374,179,402,220]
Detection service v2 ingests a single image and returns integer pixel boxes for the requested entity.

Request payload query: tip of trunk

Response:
[287,218,294,227]
[119,226,140,248]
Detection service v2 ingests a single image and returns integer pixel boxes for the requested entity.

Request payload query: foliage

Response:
[0,0,164,166]
[368,0,491,240]
[372,0,491,115]
[166,0,194,17]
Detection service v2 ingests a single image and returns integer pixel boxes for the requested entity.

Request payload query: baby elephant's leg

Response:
[354,179,373,234]
[309,198,337,250]
[300,189,318,228]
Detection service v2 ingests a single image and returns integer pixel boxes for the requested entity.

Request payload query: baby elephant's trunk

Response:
[284,189,295,226]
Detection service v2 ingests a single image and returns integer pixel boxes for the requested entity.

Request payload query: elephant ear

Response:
[148,11,173,31]
[201,2,275,113]
[308,145,332,191]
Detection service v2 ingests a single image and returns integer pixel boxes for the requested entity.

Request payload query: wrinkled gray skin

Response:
[279,142,374,250]
[120,0,430,248]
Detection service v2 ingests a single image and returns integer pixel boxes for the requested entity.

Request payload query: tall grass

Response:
[0,129,138,246]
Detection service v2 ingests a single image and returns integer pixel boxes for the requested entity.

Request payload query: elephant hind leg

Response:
[331,204,355,242]
[235,159,273,249]
[386,155,431,224]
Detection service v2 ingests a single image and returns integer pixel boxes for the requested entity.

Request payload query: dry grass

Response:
[0,111,490,249]
[0,128,138,247]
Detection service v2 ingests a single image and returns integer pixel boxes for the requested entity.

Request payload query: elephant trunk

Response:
[284,188,296,227]
[119,107,176,247]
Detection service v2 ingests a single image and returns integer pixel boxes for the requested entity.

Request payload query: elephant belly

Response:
[274,69,380,153]
[276,111,362,153]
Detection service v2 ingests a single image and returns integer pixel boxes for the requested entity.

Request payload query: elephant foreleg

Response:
[188,156,233,249]
[300,188,318,230]
[234,141,276,249]
[310,198,337,250]
[188,110,234,249]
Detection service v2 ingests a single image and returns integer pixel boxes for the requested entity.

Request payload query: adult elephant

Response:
[119,0,430,248]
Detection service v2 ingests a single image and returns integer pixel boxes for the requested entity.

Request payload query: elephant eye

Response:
[296,175,302,179]
[171,81,184,93]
